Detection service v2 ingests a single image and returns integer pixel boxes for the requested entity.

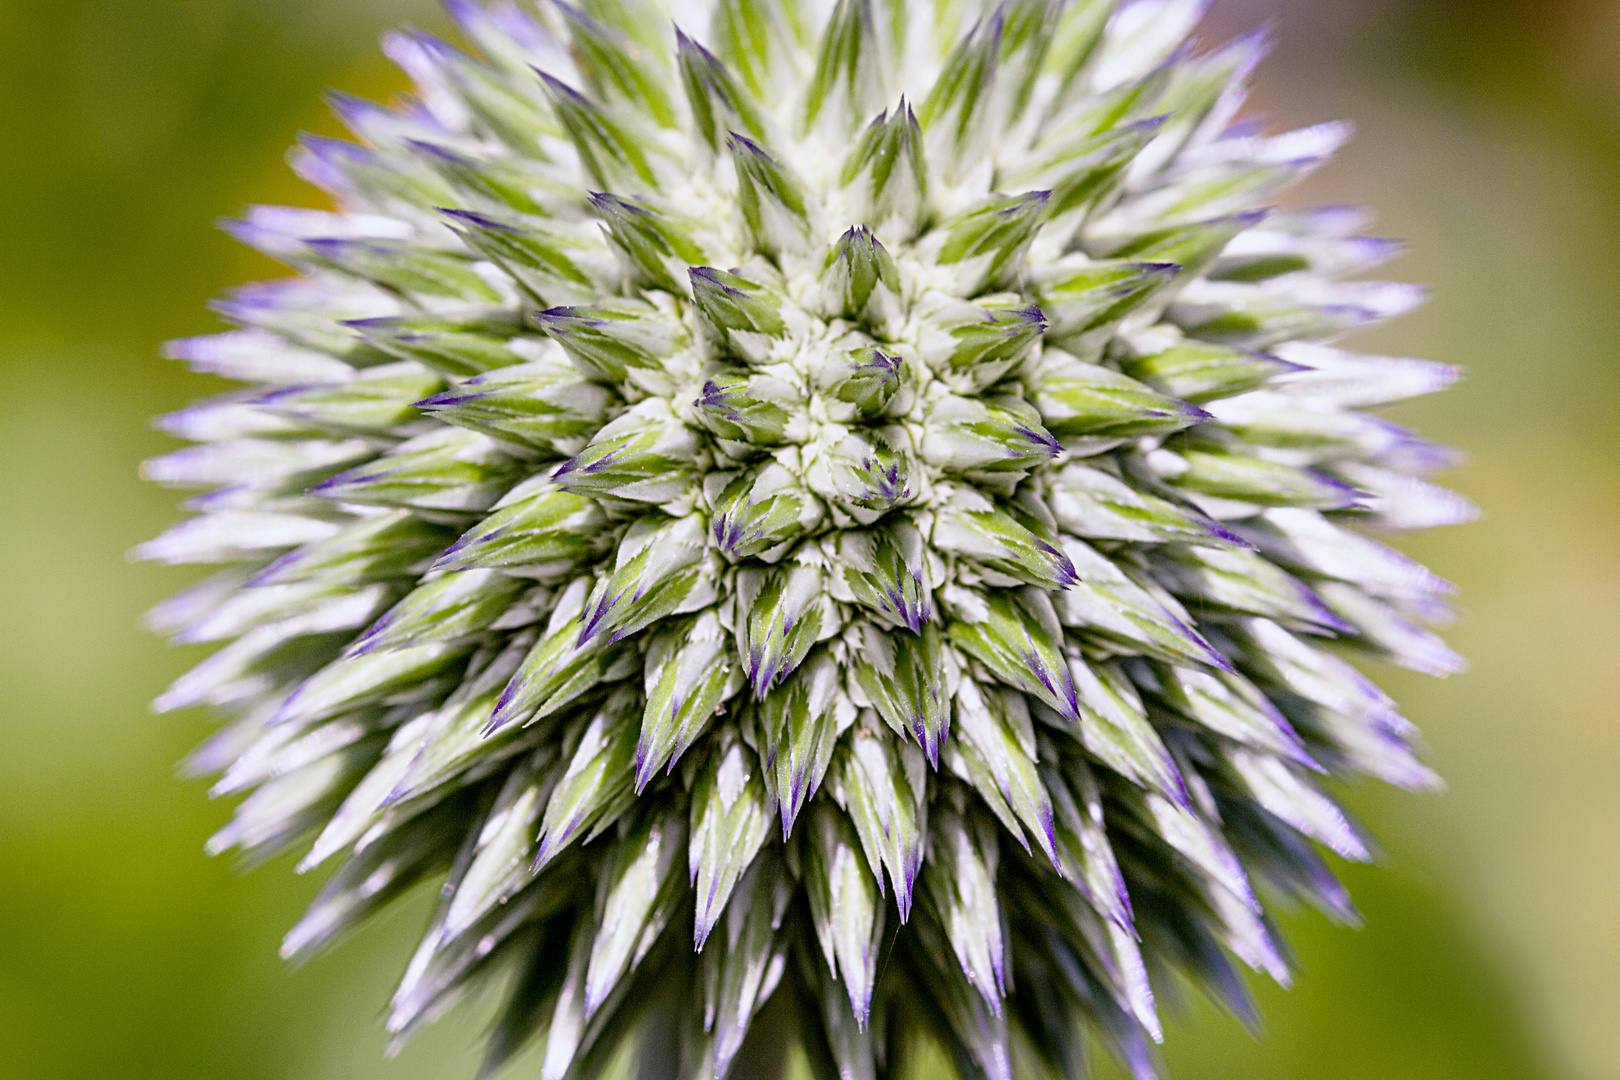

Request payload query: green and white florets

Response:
[141,1,1472,1077]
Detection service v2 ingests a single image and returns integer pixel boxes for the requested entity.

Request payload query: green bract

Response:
[142,1,1472,1077]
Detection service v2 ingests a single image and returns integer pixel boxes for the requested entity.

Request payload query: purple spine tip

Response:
[531,834,556,872]
[440,207,515,232]
[247,550,299,586]
[577,594,616,647]
[896,862,919,923]
[486,684,522,731]
[725,131,771,160]
[1039,813,1059,860]
[535,69,585,103]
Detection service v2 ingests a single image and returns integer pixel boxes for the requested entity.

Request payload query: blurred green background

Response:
[1,0,1615,1077]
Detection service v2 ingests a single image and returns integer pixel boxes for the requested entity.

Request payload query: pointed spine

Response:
[677,28,767,152]
[537,71,657,189]
[590,192,706,295]
[840,100,928,237]
[728,133,813,255]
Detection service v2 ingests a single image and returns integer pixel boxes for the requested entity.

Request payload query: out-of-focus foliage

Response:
[0,1,1614,1079]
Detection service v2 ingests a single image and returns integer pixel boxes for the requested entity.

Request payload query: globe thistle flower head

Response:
[142,1,1474,1077]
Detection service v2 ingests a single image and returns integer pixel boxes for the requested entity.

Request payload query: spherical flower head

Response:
[140,2,1473,1077]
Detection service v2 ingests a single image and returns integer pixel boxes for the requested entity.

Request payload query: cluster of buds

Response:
[142,1,1470,1078]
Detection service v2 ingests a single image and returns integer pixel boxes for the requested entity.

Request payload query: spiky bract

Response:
[141,1,1471,1077]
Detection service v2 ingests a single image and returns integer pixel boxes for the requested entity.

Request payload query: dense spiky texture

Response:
[141,1,1473,1077]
